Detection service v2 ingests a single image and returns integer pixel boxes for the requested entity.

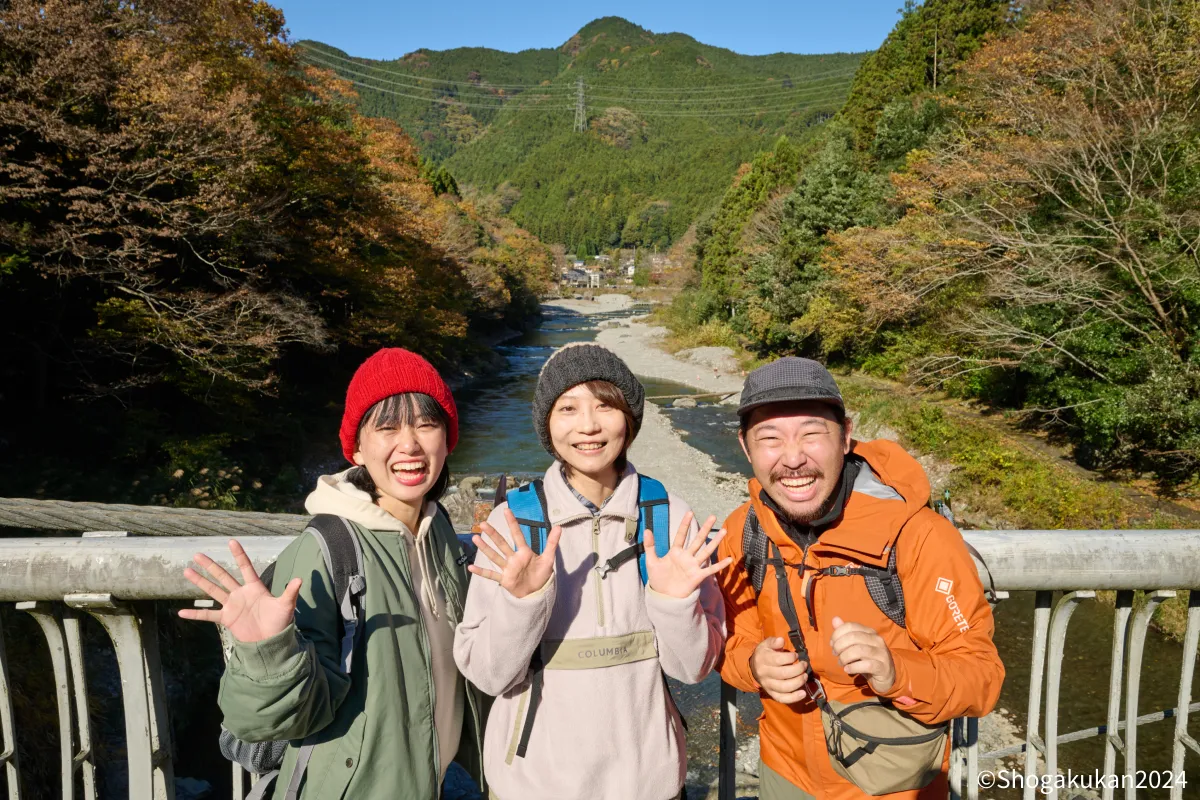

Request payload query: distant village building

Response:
[562,268,590,287]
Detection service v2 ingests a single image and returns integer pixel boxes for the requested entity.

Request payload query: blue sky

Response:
[274,0,905,60]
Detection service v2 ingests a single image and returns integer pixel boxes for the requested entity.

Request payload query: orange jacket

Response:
[716,439,1004,799]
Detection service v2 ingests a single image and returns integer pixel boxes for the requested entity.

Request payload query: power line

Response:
[309,72,575,110]
[301,50,850,110]
[584,84,853,105]
[585,66,862,93]
[298,50,569,97]
[295,41,861,97]
[619,99,846,117]
[296,43,559,90]
[321,73,848,118]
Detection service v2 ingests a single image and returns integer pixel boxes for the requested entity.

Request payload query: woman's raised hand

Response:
[469,509,561,599]
[645,512,732,599]
[178,539,302,643]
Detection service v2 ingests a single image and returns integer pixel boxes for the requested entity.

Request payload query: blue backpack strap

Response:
[594,474,673,585]
[636,475,671,585]
[504,479,551,554]
[505,478,552,759]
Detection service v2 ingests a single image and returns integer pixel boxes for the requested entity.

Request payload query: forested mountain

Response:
[298,18,866,252]
[675,0,1200,489]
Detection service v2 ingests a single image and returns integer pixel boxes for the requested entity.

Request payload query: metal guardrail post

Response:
[139,602,176,799]
[1101,590,1133,800]
[1044,590,1095,800]
[0,611,20,800]
[61,609,96,800]
[1124,590,1175,800]
[65,595,175,800]
[949,718,965,800]
[1022,591,1053,800]
[1170,591,1200,800]
[965,716,980,800]
[15,602,76,800]
[718,680,737,800]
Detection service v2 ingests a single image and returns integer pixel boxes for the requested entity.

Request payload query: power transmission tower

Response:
[573,77,586,133]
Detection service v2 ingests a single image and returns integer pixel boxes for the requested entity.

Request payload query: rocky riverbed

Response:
[437,296,1053,800]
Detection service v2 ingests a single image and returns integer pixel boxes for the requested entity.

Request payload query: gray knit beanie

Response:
[533,343,645,458]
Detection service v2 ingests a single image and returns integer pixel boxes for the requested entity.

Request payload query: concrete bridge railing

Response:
[0,498,1198,800]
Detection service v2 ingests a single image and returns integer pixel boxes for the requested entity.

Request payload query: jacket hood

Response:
[305,468,430,534]
[848,438,933,519]
[748,439,933,566]
[306,469,446,624]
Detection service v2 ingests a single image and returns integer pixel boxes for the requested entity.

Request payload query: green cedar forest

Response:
[299,17,866,254]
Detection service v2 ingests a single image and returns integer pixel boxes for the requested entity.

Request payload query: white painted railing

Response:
[0,502,1198,800]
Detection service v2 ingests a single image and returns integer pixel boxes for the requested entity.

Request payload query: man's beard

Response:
[769,466,840,525]
[784,490,841,524]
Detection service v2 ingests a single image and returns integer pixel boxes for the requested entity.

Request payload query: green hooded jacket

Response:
[218,482,486,800]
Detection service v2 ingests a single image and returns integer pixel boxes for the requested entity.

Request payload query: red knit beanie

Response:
[339,348,459,463]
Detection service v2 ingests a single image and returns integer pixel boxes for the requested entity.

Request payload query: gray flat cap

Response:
[736,357,844,418]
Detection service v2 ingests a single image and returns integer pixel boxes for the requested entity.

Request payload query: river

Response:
[451,301,1200,799]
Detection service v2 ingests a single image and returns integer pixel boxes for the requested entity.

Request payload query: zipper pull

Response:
[625,518,637,543]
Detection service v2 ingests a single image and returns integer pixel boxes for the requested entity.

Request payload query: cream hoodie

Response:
[305,469,464,780]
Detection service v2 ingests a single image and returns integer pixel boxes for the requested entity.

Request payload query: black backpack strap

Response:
[283,515,367,800]
[817,542,907,629]
[515,647,544,758]
[963,540,999,604]
[304,514,368,668]
[767,540,836,713]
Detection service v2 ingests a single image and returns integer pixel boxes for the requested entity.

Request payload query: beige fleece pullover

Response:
[305,470,464,780]
[453,462,728,800]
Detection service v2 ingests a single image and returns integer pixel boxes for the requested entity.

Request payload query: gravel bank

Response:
[596,317,744,398]
[541,293,637,314]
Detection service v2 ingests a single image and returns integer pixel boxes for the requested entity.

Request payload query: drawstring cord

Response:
[414,504,442,621]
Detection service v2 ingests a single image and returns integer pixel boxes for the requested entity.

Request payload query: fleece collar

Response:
[540,460,641,526]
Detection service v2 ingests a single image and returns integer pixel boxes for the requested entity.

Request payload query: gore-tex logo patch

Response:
[935,577,970,632]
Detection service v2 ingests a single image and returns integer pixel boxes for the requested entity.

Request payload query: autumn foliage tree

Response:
[678,0,1198,488]
[0,0,552,500]
[826,0,1200,485]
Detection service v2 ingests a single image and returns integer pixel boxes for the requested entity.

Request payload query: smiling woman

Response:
[547,380,636,505]
[453,342,730,800]
[178,347,487,800]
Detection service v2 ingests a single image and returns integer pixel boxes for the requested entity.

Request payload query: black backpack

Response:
[218,514,367,800]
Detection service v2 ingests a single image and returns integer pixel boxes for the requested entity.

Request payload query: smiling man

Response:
[715,357,1004,799]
